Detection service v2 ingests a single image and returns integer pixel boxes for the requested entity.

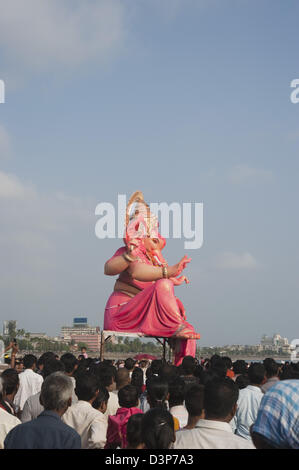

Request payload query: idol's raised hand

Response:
[169,255,191,278]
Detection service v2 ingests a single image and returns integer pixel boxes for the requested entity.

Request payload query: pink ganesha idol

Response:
[103,191,200,366]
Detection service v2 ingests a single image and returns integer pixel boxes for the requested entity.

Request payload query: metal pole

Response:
[100,331,104,362]
[163,338,166,362]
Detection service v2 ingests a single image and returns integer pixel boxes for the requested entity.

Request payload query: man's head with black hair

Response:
[233,360,248,376]
[210,357,228,379]
[37,352,56,371]
[181,356,196,376]
[210,355,221,368]
[124,358,136,372]
[75,373,99,403]
[263,358,280,379]
[168,377,185,408]
[23,354,37,370]
[92,364,117,391]
[149,359,163,376]
[185,384,205,420]
[60,353,78,375]
[280,365,299,380]
[115,368,130,390]
[118,384,139,408]
[248,363,266,386]
[235,374,250,390]
[1,369,19,398]
[42,359,65,379]
[92,385,109,414]
[204,377,239,422]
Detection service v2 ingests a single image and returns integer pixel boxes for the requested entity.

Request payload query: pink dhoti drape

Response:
[104,278,198,366]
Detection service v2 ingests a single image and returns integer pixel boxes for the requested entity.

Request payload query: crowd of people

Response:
[0,344,298,449]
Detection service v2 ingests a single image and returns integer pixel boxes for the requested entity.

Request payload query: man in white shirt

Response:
[13,355,43,415]
[21,358,67,422]
[62,372,107,449]
[174,377,255,449]
[0,377,21,449]
[96,365,119,418]
[232,363,266,440]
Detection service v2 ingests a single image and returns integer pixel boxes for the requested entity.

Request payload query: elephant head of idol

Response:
[124,191,168,267]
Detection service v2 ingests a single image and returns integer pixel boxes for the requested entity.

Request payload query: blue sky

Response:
[0,0,298,346]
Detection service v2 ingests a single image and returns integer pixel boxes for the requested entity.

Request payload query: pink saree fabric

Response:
[104,247,198,366]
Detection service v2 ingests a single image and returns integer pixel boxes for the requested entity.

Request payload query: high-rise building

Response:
[61,318,101,352]
[3,320,17,338]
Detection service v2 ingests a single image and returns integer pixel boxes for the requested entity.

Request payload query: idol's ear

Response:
[126,191,145,226]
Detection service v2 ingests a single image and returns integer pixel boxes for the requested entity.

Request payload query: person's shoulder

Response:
[109,391,119,402]
[26,391,41,403]
[61,418,80,435]
[175,427,193,438]
[6,418,32,436]
[0,407,21,425]
[34,372,44,382]
[57,419,81,446]
[231,434,255,449]
[173,428,196,448]
[92,409,108,423]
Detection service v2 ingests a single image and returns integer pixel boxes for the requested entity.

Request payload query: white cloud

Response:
[227,164,274,185]
[0,0,126,72]
[0,170,36,199]
[214,251,259,270]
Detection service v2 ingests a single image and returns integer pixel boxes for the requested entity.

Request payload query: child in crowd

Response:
[141,408,175,449]
[126,413,144,449]
[146,376,180,431]
[105,385,143,449]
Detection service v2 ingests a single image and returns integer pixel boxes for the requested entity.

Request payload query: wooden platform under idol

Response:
[100,330,175,363]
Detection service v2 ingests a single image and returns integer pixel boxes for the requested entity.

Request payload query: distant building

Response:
[3,320,17,338]
[28,333,48,340]
[61,317,101,352]
[260,334,290,353]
